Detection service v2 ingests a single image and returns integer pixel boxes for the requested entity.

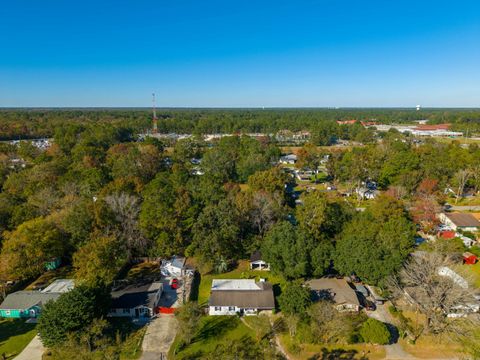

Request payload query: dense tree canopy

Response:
[334,195,416,284]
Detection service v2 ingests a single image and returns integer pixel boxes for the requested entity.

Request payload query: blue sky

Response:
[0,0,479,107]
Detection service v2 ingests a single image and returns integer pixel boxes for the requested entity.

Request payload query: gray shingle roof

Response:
[306,278,360,307]
[0,291,60,310]
[111,282,162,309]
[209,282,274,309]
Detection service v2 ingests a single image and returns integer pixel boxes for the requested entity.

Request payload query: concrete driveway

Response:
[140,314,178,360]
[366,305,417,360]
[14,334,44,360]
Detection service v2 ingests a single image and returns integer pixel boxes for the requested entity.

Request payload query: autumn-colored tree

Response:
[410,195,441,234]
[0,217,65,281]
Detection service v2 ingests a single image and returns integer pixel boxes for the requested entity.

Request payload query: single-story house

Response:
[109,282,163,318]
[250,251,270,271]
[306,278,361,312]
[356,187,378,200]
[161,256,194,277]
[0,279,74,319]
[209,279,275,316]
[439,213,480,232]
[279,154,297,165]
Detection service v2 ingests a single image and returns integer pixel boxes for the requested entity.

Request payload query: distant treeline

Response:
[1,108,480,140]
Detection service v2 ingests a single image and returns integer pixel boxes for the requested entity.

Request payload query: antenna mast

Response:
[152,93,158,134]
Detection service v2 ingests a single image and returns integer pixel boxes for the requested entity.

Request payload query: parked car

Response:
[170,278,179,289]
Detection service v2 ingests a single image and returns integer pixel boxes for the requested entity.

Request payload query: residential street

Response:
[14,335,44,360]
[140,314,178,360]
[446,205,480,211]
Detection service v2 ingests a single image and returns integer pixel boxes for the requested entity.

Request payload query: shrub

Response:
[359,318,391,345]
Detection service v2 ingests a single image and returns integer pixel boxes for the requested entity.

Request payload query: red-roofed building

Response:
[361,121,378,127]
[463,252,478,265]
[414,124,450,131]
[438,230,456,239]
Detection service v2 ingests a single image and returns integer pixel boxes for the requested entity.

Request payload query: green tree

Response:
[359,318,391,345]
[334,196,415,285]
[38,285,111,347]
[140,170,198,256]
[296,191,351,239]
[191,198,242,262]
[261,222,309,279]
[73,234,126,285]
[278,281,312,317]
[176,302,203,346]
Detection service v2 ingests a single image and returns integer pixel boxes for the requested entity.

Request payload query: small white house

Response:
[356,187,378,200]
[280,154,297,165]
[109,282,163,318]
[161,256,193,277]
[208,279,275,316]
[250,251,270,271]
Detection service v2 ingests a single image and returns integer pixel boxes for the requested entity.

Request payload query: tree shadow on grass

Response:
[308,347,370,360]
[0,319,36,346]
[193,317,239,343]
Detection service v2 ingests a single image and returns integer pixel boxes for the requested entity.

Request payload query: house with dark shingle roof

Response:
[108,282,163,318]
[209,279,275,316]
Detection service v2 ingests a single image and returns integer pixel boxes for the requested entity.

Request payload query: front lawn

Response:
[194,260,285,305]
[169,316,254,359]
[0,318,37,358]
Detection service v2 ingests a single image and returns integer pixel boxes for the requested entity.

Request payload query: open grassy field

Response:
[194,260,285,305]
[0,318,37,358]
[279,334,386,360]
[169,316,254,359]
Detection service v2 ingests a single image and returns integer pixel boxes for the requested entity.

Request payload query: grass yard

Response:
[169,316,254,359]
[399,336,461,359]
[0,318,37,358]
[279,334,386,360]
[194,260,285,305]
[456,262,480,288]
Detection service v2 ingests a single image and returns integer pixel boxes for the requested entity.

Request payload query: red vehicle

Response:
[170,278,179,289]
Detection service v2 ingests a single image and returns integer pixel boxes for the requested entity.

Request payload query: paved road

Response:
[14,334,44,360]
[446,205,480,211]
[140,314,178,360]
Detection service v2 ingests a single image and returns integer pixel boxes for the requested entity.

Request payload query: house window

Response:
[214,306,221,311]
[123,308,130,314]
[228,306,235,311]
